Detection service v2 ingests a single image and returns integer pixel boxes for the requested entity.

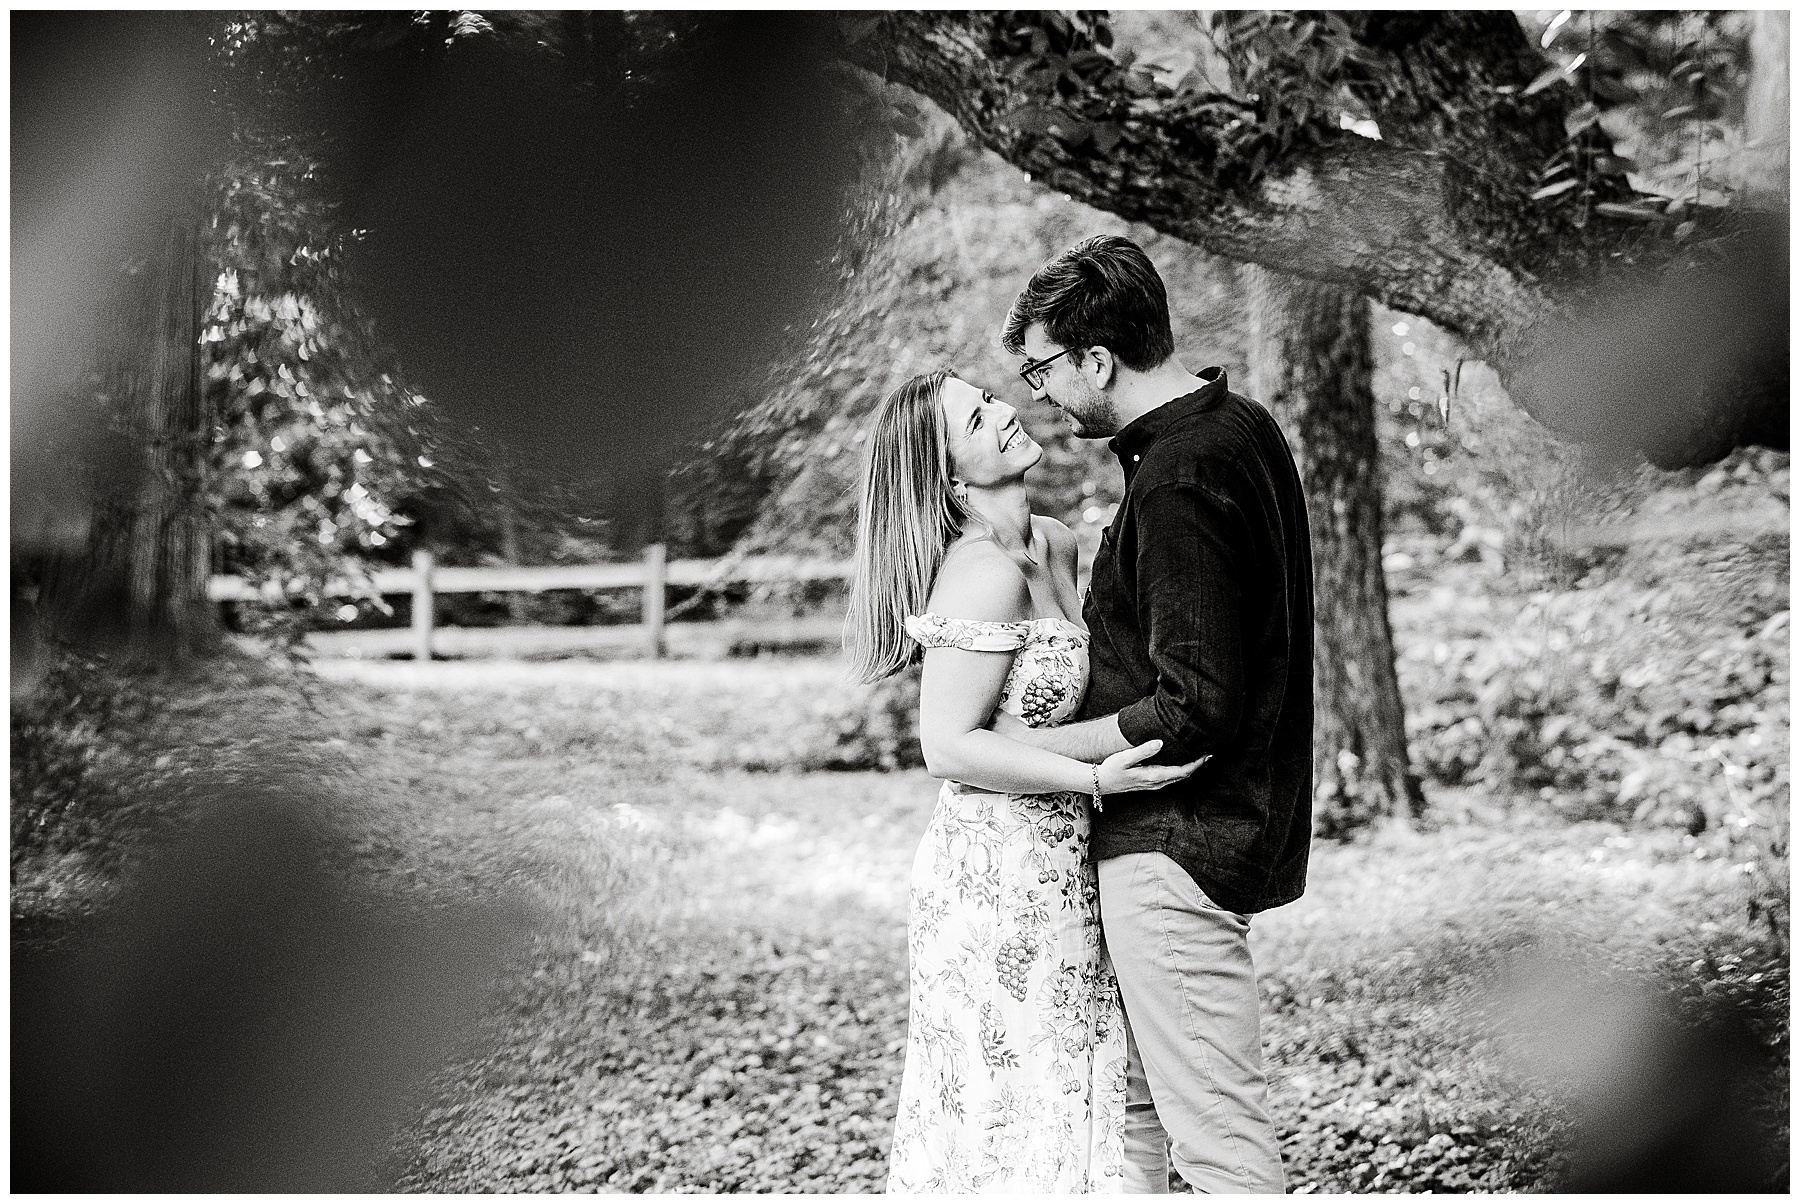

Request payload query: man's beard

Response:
[1051,390,1119,439]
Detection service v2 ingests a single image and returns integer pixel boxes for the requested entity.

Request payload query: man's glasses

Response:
[1018,346,1079,390]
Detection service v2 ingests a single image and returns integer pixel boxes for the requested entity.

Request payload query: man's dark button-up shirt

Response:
[1078,366,1314,914]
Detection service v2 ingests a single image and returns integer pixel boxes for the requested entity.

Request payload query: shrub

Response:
[732,668,922,773]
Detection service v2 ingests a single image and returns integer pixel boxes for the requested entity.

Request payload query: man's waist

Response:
[1092,799,1307,915]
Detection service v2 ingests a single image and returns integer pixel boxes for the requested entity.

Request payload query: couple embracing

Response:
[847,236,1314,1193]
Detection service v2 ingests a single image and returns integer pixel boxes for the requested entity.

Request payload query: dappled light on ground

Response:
[10,646,1786,1190]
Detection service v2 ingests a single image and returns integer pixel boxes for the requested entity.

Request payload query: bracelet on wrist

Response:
[1090,761,1104,813]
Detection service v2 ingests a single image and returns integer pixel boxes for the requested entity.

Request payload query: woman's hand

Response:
[1096,740,1207,795]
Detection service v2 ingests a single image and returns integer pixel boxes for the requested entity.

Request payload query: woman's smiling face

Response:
[939,377,1041,488]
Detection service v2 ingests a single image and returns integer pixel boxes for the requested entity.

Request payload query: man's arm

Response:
[999,480,1246,767]
[1113,479,1246,764]
[992,708,1129,763]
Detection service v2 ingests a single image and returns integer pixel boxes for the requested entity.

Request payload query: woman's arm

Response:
[916,542,1195,796]
[918,647,1102,793]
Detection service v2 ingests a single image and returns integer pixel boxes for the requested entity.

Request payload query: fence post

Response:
[412,548,435,662]
[642,542,666,659]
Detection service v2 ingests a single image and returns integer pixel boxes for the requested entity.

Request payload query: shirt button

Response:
[1132,455,1140,462]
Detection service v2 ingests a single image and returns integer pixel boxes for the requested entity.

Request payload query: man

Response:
[995,234,1314,1193]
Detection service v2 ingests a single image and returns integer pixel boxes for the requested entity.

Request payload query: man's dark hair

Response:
[1001,234,1175,371]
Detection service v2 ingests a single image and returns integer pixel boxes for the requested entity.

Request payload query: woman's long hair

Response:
[844,369,968,682]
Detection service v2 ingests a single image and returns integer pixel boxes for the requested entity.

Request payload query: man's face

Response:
[1020,323,1119,439]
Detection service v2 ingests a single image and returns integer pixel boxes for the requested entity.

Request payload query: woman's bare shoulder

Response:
[927,538,1032,623]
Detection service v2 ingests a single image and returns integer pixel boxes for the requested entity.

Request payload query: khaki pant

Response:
[1100,852,1284,1194]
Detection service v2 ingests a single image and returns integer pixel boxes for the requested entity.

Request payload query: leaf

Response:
[1009,106,1058,136]
[1531,177,1581,200]
[1124,70,1158,98]
[1052,121,1096,148]
[836,14,883,46]
[1092,123,1126,155]
[1593,201,1664,223]
[1592,75,1638,104]
[1138,47,1196,91]
[1526,64,1569,95]
[1662,104,1696,120]
[1563,102,1600,137]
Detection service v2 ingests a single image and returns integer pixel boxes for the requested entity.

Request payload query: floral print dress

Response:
[886,614,1128,1194]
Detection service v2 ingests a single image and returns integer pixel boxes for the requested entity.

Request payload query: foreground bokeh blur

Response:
[12,13,861,1189]
[11,12,223,553]
[1498,956,1780,1192]
[11,10,1788,1194]
[332,14,865,527]
[1514,224,1789,468]
[14,792,524,1191]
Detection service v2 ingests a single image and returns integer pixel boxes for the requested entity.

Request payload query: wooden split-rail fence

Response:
[208,546,853,660]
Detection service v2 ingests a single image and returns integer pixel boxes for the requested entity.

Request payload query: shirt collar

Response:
[1108,365,1229,466]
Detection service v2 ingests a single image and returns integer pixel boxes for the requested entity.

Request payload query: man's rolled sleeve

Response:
[1114,480,1246,764]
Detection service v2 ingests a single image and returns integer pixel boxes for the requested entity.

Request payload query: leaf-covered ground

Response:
[263,657,1779,1193]
[12,648,1787,1191]
[13,438,1789,1192]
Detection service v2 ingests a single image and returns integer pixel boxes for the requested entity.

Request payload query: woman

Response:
[845,370,1201,1193]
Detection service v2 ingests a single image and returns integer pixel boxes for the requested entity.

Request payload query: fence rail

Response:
[209,546,853,660]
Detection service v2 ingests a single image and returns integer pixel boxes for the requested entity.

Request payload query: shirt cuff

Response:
[1116,697,1165,750]
[1117,697,1204,762]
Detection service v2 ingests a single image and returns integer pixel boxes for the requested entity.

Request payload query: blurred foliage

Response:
[196,15,451,642]
[709,114,1247,576]
[201,160,426,622]
[9,639,335,891]
[11,644,122,867]
[1522,10,1761,226]
[203,10,942,641]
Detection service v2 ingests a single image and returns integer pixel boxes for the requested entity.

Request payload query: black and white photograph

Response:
[12,9,1789,1194]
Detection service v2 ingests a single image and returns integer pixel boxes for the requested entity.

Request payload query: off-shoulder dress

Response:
[885,613,1128,1194]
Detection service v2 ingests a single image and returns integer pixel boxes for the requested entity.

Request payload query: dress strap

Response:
[904,613,1031,652]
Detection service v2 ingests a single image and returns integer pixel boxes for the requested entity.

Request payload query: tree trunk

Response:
[1246,265,1424,836]
[82,215,216,665]
[1737,10,1789,209]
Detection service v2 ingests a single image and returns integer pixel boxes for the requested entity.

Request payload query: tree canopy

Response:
[838,11,1785,468]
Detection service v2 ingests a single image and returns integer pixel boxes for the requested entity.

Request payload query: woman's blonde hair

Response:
[844,369,968,682]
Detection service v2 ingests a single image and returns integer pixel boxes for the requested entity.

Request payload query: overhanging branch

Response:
[841,12,1785,462]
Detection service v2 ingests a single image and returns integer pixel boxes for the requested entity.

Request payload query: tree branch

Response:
[844,12,1784,462]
